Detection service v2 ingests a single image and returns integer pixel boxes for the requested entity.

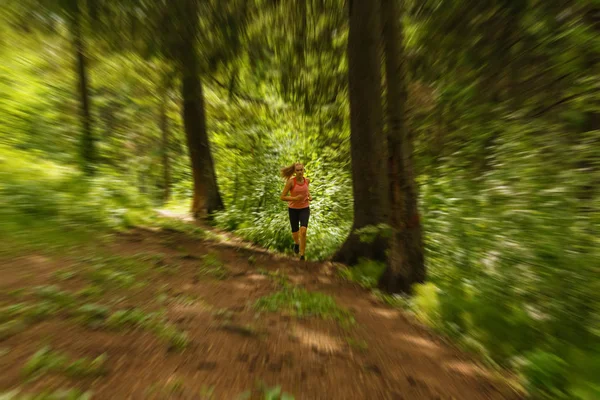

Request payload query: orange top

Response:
[288,177,310,209]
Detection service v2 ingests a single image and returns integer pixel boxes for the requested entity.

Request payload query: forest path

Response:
[0,213,522,399]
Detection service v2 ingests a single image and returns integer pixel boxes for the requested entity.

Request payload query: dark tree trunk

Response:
[180,51,224,218]
[177,0,224,219]
[71,0,95,175]
[160,82,171,202]
[332,0,389,265]
[379,0,425,293]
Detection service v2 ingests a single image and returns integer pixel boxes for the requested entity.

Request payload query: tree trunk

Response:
[379,0,425,293]
[332,0,389,265]
[160,82,171,202]
[71,0,95,175]
[177,0,224,219]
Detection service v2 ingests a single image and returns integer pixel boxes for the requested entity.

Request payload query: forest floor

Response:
[0,212,523,400]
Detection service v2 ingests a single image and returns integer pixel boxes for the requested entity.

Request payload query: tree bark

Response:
[71,0,95,175]
[177,0,224,218]
[379,0,425,293]
[160,79,171,202]
[332,0,389,265]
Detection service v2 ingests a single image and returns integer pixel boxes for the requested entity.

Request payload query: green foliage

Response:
[211,141,353,261]
[105,308,153,330]
[74,304,111,327]
[338,258,386,289]
[517,350,571,400]
[261,385,294,400]
[410,282,440,326]
[54,270,77,282]
[152,322,189,351]
[255,287,354,327]
[22,346,68,379]
[257,269,290,287]
[64,353,108,378]
[199,385,215,399]
[0,388,93,400]
[236,382,295,400]
[0,145,153,258]
[86,267,136,289]
[163,378,185,395]
[104,308,189,351]
[76,286,105,299]
[1,1,598,398]
[345,337,368,352]
[355,224,393,244]
[33,286,76,309]
[1,300,61,326]
[0,319,28,341]
[371,290,409,310]
[155,218,206,239]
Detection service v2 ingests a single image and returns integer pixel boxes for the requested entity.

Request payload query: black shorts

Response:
[288,207,310,232]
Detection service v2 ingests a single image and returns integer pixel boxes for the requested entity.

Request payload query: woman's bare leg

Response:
[292,231,299,244]
[299,226,307,256]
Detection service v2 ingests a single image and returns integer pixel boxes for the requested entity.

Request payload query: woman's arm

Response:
[280,179,301,201]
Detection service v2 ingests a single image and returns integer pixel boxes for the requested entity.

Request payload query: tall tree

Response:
[175,0,224,218]
[332,0,390,265]
[9,0,98,173]
[69,0,95,175]
[379,0,424,293]
[159,69,173,202]
[125,0,229,217]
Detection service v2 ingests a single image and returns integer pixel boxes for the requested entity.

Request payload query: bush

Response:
[0,145,152,248]
[338,258,386,289]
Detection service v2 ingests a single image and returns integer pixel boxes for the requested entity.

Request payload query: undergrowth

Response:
[22,346,107,380]
[0,388,93,400]
[338,258,386,289]
[254,287,354,328]
[0,145,153,258]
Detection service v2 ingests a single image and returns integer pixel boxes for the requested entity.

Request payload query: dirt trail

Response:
[0,219,522,399]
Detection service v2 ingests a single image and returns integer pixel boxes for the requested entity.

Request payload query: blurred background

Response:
[0,0,598,399]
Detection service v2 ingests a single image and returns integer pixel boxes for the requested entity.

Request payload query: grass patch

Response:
[338,258,386,289]
[153,322,189,351]
[197,253,229,280]
[104,308,189,351]
[76,285,105,299]
[237,382,295,400]
[3,288,188,351]
[85,265,137,289]
[6,289,27,298]
[73,303,111,328]
[371,289,410,309]
[135,252,180,276]
[346,337,369,352]
[33,286,77,309]
[64,354,108,378]
[154,217,206,239]
[199,385,215,399]
[22,346,107,380]
[0,388,93,400]
[21,346,66,379]
[1,299,65,334]
[254,287,354,327]
[0,319,28,340]
[53,270,77,281]
[257,269,289,287]
[163,378,185,395]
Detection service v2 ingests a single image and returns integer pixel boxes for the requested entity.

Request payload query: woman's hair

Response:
[280,162,302,180]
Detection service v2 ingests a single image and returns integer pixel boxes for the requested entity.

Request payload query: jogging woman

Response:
[280,162,312,261]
